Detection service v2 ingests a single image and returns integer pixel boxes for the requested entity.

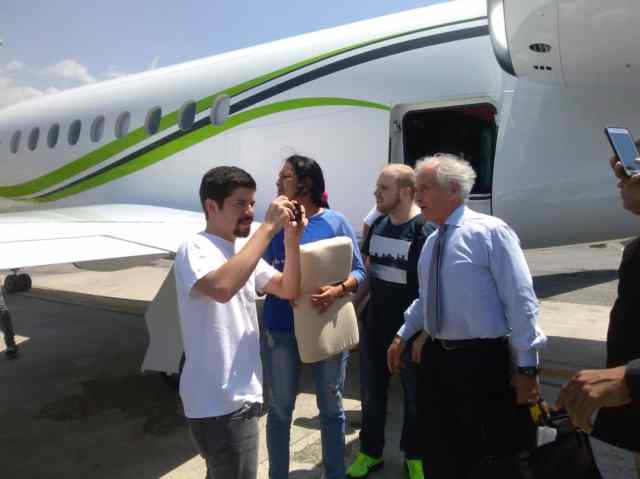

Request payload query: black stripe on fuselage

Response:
[36,22,489,200]
[231,25,489,113]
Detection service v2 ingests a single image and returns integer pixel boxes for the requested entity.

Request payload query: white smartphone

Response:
[605,127,640,177]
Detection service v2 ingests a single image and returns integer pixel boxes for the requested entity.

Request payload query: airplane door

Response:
[389,99,497,215]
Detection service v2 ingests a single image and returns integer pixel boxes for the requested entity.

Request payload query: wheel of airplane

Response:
[3,275,18,294]
[17,274,32,292]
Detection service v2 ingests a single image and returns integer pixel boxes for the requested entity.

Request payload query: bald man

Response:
[348,165,432,479]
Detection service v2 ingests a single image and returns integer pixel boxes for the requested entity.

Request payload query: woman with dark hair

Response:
[262,155,365,479]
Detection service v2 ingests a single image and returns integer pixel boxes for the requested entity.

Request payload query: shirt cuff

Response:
[625,359,640,401]
[514,348,539,368]
[397,323,417,341]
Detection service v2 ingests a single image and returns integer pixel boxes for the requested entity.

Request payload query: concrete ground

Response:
[0,239,639,478]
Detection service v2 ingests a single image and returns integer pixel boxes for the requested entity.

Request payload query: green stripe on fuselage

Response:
[33,97,390,203]
[0,16,483,198]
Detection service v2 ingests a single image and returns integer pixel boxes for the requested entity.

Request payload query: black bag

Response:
[470,403,602,479]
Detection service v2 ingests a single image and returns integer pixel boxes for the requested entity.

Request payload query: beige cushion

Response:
[293,236,359,363]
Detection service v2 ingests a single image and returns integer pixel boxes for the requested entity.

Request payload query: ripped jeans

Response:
[262,329,348,479]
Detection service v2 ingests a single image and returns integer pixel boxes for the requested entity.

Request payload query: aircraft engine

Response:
[488,0,640,86]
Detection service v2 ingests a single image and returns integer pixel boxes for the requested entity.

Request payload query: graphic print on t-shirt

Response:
[369,234,412,285]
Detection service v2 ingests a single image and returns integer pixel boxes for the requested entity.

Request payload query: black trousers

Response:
[418,337,535,479]
[359,321,420,458]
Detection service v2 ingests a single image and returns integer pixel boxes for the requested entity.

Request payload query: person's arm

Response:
[489,223,547,404]
[310,214,367,313]
[397,296,424,341]
[556,365,632,433]
[194,197,293,302]
[262,214,305,300]
[489,224,547,367]
[345,217,367,288]
[387,299,423,373]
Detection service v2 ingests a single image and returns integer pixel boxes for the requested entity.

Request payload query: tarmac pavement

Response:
[0,239,639,478]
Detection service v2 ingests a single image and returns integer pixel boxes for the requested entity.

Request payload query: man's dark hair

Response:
[199,166,256,218]
[285,155,329,208]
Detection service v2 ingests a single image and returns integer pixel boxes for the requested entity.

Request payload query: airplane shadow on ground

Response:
[0,293,198,479]
[533,269,618,299]
[0,292,368,479]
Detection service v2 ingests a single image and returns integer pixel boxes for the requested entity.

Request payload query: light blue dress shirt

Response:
[397,205,547,366]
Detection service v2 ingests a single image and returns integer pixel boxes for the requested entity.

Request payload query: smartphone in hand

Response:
[605,127,640,177]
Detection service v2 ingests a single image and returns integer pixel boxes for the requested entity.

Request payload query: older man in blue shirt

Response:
[387,154,547,479]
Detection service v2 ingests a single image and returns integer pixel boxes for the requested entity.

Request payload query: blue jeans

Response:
[263,329,348,479]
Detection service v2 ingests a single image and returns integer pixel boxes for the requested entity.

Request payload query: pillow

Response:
[293,236,359,363]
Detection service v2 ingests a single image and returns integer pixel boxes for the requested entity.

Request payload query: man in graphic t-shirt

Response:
[174,166,305,479]
[347,164,433,479]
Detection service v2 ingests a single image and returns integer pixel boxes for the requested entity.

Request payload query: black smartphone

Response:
[292,201,303,224]
[604,127,640,177]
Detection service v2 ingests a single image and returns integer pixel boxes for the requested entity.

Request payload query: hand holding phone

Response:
[604,127,640,177]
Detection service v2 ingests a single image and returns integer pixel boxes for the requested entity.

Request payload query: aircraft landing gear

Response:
[3,271,32,293]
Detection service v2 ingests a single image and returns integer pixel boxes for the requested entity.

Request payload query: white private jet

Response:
[2,0,640,373]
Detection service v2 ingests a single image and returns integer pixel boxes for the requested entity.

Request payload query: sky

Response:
[0,0,448,110]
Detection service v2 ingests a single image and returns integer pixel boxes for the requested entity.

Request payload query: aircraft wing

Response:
[0,204,205,271]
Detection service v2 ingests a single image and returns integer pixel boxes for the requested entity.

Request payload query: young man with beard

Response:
[348,164,431,479]
[174,166,305,479]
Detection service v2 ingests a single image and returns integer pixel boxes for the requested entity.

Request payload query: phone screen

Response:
[605,127,640,176]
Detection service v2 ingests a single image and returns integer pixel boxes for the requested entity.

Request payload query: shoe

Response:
[4,343,18,360]
[346,452,384,478]
[405,459,425,479]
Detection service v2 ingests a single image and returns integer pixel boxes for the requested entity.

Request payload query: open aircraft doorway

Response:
[390,100,497,215]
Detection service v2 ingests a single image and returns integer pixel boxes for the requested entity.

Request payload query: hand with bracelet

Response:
[310,277,353,314]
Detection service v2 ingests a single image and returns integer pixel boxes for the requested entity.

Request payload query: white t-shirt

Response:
[174,232,277,418]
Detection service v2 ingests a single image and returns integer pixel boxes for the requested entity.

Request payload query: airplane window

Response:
[115,111,130,139]
[145,106,162,135]
[91,115,105,143]
[10,130,21,154]
[178,100,196,131]
[68,120,82,146]
[47,123,60,148]
[211,95,230,126]
[28,127,40,151]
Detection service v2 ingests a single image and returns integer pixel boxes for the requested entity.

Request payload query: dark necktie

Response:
[427,224,448,337]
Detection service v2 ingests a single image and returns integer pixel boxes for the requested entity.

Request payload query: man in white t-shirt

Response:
[174,166,305,479]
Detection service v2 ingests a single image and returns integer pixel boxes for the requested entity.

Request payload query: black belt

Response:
[429,336,508,351]
[216,402,262,421]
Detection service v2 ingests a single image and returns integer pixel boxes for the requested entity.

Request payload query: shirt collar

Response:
[443,204,467,227]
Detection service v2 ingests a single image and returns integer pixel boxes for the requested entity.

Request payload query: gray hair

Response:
[416,153,476,201]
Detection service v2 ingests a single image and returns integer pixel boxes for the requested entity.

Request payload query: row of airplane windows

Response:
[7,100,200,154]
